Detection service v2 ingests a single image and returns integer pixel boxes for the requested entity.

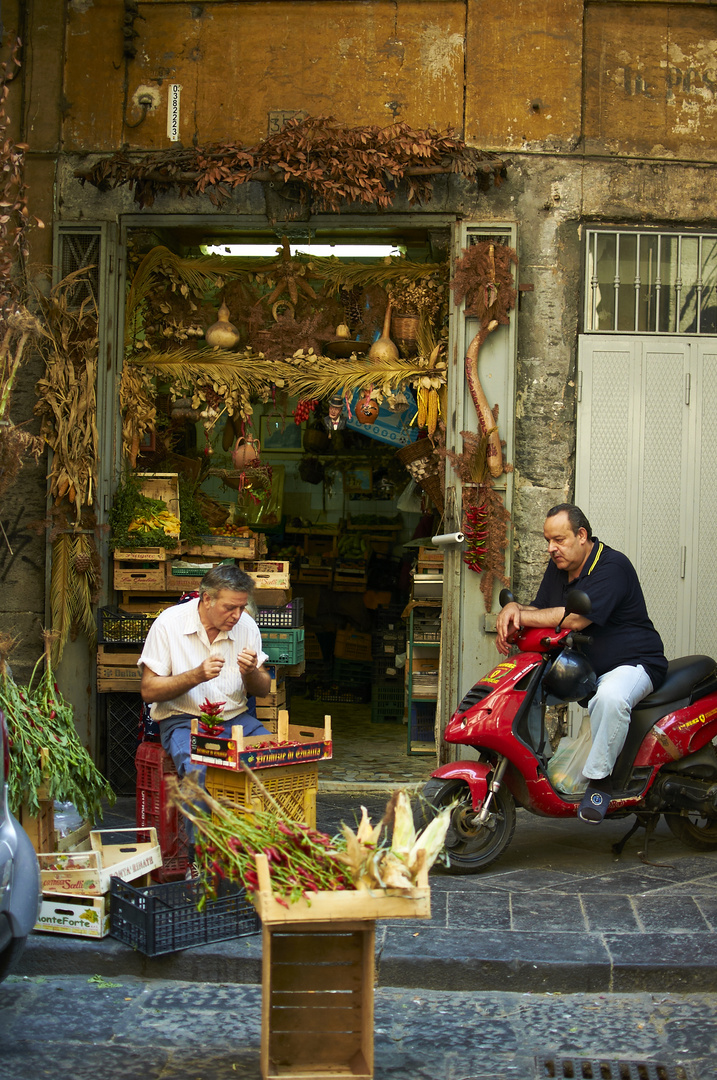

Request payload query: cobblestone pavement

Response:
[1,976,716,1080]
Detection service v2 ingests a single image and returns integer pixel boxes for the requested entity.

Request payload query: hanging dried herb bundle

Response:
[77,116,505,211]
[49,532,101,664]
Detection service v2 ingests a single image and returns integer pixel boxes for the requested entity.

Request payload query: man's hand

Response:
[496,602,522,655]
[237,647,259,678]
[238,647,272,698]
[199,654,225,682]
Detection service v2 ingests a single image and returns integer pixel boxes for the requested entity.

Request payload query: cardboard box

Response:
[37,827,162,896]
[35,893,110,938]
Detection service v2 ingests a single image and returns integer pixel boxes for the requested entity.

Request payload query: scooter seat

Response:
[633,654,716,709]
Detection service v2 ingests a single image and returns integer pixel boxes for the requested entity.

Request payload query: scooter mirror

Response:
[563,589,592,619]
[499,588,515,607]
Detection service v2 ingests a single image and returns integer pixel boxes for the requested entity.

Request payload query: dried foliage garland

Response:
[34,271,100,522]
[0,40,45,502]
[77,116,505,211]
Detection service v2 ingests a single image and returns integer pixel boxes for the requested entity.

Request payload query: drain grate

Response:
[536,1058,691,1080]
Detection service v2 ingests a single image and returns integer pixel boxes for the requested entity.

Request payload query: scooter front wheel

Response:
[414,777,516,874]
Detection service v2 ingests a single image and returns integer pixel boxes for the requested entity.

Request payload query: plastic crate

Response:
[311,684,370,705]
[135,741,189,882]
[98,606,158,645]
[105,692,143,795]
[206,762,318,828]
[109,876,259,956]
[256,598,304,629]
[332,658,372,687]
[262,626,305,664]
[411,702,436,743]
[371,682,405,724]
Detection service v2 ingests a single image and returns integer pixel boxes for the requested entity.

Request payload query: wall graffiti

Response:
[0,505,44,585]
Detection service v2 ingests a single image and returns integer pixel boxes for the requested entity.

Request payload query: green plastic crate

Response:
[262,626,305,664]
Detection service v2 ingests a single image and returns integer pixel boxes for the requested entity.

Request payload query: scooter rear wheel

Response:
[414,777,516,874]
[664,812,717,850]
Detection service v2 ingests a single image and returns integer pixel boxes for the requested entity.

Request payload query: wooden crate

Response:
[97,644,142,693]
[136,473,180,537]
[255,853,430,1080]
[113,544,182,562]
[19,787,55,853]
[253,851,430,926]
[242,560,291,589]
[187,533,258,559]
[114,559,165,591]
[255,687,287,709]
[261,920,375,1080]
[118,592,176,615]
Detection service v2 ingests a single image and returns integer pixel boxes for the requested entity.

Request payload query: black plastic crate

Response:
[256,597,304,629]
[98,606,158,645]
[371,681,404,724]
[109,876,260,956]
[105,692,142,795]
[332,658,372,687]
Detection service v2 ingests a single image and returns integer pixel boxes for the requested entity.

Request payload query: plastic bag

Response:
[546,715,592,795]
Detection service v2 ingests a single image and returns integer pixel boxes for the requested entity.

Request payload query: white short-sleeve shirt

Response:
[138,598,268,722]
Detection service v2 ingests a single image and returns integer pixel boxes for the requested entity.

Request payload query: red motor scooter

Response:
[415,589,717,872]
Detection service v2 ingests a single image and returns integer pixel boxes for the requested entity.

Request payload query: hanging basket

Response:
[391,313,420,355]
[417,472,444,514]
[395,437,436,469]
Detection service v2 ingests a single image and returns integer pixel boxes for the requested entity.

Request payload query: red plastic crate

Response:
[135,741,189,882]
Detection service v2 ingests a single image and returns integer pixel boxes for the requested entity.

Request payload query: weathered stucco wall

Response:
[4,0,717,689]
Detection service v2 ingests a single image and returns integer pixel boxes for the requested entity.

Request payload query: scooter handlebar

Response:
[568,631,593,647]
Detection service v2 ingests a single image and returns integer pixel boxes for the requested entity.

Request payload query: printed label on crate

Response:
[239,740,332,769]
[190,734,239,770]
[35,894,110,937]
[39,830,162,894]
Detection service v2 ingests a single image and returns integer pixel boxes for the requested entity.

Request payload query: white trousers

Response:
[583,664,654,781]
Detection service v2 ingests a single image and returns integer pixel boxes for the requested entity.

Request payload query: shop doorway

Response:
[93,217,456,789]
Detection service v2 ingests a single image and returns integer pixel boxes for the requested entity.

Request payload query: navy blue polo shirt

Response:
[532,538,668,689]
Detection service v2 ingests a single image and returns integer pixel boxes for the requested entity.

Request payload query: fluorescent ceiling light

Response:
[202,243,403,258]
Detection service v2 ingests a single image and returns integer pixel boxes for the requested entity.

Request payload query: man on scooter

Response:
[496,504,667,824]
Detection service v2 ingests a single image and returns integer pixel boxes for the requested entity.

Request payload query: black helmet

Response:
[542,648,597,703]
